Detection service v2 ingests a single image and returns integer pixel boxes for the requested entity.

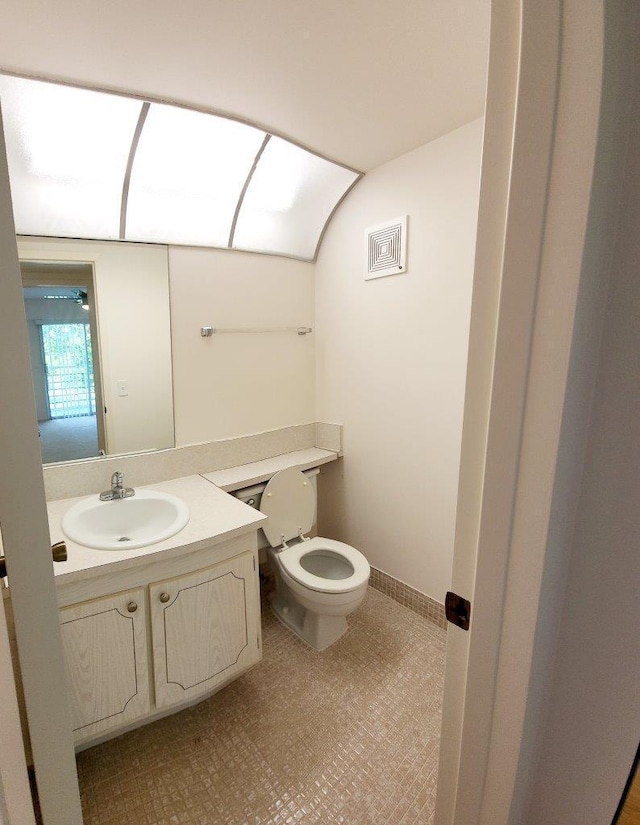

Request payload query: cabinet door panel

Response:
[151,552,260,708]
[60,588,149,742]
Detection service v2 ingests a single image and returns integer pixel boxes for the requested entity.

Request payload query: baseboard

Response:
[369,567,446,630]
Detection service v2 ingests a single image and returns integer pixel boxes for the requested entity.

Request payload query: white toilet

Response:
[236,467,370,650]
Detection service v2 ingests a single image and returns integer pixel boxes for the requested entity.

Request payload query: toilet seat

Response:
[259,468,370,596]
[278,537,370,595]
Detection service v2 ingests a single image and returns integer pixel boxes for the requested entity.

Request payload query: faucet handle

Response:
[111,471,124,487]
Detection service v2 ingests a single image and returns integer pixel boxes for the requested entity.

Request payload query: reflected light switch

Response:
[117,380,128,397]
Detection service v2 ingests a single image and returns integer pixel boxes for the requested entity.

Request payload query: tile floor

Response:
[75,586,447,825]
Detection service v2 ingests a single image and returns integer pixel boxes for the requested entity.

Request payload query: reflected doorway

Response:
[21,261,106,463]
[38,322,98,462]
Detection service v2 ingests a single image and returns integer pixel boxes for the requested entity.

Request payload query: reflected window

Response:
[40,322,96,419]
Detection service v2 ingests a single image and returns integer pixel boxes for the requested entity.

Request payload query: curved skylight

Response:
[125,103,266,247]
[0,77,141,239]
[233,136,359,259]
[0,74,361,260]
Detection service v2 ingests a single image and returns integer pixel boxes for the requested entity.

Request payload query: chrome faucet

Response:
[99,471,135,501]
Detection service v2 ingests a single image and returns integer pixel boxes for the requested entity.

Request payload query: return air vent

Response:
[365,215,407,280]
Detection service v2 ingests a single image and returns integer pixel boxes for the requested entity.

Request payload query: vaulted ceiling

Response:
[0,0,490,172]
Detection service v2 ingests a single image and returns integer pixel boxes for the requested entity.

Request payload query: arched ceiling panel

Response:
[232,136,359,260]
[125,102,265,247]
[0,75,141,239]
[0,73,363,260]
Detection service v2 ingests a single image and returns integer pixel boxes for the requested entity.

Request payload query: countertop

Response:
[203,447,337,491]
[47,474,266,584]
[3,448,340,588]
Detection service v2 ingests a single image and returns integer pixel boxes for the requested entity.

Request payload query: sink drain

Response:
[118,536,131,543]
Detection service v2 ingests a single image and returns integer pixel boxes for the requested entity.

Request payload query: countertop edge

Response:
[203,447,339,492]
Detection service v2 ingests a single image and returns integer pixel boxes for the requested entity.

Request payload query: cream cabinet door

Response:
[150,552,261,708]
[60,588,149,742]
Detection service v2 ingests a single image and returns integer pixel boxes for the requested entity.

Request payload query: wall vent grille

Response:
[365,216,407,280]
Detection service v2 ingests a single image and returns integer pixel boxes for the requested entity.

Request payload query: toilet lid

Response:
[259,468,316,547]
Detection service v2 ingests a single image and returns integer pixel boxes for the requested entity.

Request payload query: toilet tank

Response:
[232,467,319,558]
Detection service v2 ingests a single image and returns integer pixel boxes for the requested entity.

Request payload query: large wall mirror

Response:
[18,237,174,465]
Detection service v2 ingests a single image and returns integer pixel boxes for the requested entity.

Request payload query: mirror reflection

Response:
[22,265,104,462]
[18,237,175,465]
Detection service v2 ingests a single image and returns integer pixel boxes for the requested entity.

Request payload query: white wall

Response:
[315,118,483,601]
[169,246,315,445]
[95,242,173,455]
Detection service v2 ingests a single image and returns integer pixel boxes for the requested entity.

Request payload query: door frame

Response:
[0,106,83,822]
[436,0,622,822]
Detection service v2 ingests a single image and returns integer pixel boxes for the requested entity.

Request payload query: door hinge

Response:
[253,557,256,571]
[257,634,260,648]
[445,591,471,631]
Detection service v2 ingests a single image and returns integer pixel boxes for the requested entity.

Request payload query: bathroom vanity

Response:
[4,446,339,752]
[1,475,265,752]
[48,474,266,748]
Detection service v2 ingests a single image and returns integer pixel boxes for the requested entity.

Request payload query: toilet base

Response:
[270,590,348,651]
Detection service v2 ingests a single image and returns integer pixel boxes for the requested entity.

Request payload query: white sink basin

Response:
[61,490,190,550]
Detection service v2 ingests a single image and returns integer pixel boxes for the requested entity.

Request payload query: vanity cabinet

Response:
[150,551,260,708]
[60,587,149,740]
[59,542,261,745]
